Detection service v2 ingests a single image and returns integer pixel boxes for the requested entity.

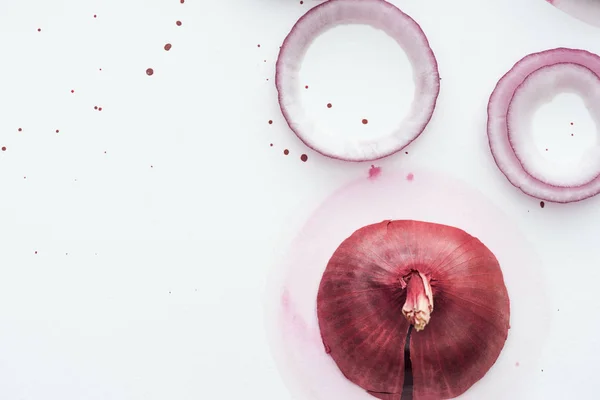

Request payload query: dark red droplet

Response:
[146,68,154,76]
[283,149,289,155]
[176,20,182,26]
[327,103,332,108]
[300,154,308,162]
[18,128,22,132]
[37,28,41,32]
[98,107,102,111]
[71,89,74,93]
[257,44,261,48]
[570,122,574,125]
[362,119,368,125]
[305,85,309,89]
[1,147,6,151]
[270,143,273,147]
[34,251,38,254]
[93,14,97,18]
[405,151,408,154]
[56,129,59,133]
[94,106,98,110]
[99,68,102,71]
[406,173,414,181]
[268,120,273,125]
[545,148,548,151]
[540,201,545,208]
[164,43,172,51]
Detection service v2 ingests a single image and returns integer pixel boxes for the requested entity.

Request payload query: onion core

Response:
[276,0,440,161]
[488,47,600,202]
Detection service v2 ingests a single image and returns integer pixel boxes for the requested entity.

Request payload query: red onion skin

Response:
[317,220,510,400]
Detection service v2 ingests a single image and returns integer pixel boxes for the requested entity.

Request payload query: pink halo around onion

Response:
[487,47,600,203]
[265,168,549,400]
[547,0,600,28]
[275,0,440,162]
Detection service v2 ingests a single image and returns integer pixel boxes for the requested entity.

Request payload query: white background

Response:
[0,0,598,399]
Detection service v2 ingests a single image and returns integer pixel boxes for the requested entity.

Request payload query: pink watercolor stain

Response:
[265,167,549,400]
[368,165,381,180]
[406,172,414,181]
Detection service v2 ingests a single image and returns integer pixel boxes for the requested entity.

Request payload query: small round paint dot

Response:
[305,85,309,89]
[94,106,98,110]
[406,173,414,181]
[540,201,545,208]
[1,147,6,151]
[362,119,368,124]
[164,43,172,51]
[98,107,102,111]
[268,120,273,125]
[180,0,184,3]
[283,149,289,155]
[570,122,574,125]
[37,28,41,32]
[300,0,304,3]
[99,68,102,71]
[571,134,574,136]
[34,251,38,254]
[18,128,22,132]
[176,20,182,26]
[300,154,308,162]
[405,151,408,155]
[93,14,97,18]
[71,89,74,93]
[56,130,59,133]
[327,103,332,108]
[257,44,261,48]
[146,68,154,76]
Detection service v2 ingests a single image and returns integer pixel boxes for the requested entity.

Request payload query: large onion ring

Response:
[275,0,440,162]
[487,47,600,203]
[547,0,600,28]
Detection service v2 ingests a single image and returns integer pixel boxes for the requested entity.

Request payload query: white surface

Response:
[0,0,597,399]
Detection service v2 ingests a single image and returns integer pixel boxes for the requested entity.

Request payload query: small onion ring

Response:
[488,47,600,203]
[275,0,440,162]
[547,0,600,28]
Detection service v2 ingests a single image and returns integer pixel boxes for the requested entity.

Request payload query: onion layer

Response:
[317,220,510,400]
[487,47,600,202]
[275,0,440,161]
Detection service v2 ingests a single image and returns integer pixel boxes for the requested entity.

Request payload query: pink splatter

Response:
[516,362,520,367]
[406,173,414,181]
[368,165,381,180]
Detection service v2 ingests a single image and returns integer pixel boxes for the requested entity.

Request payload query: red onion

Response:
[317,220,510,400]
[488,48,600,202]
[547,0,600,28]
[275,0,440,161]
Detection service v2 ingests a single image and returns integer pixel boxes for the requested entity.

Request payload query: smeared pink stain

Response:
[516,362,520,367]
[368,165,381,180]
[406,172,414,181]
[280,288,317,343]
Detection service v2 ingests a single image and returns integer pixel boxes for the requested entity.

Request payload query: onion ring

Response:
[487,47,600,203]
[547,0,600,28]
[275,0,440,162]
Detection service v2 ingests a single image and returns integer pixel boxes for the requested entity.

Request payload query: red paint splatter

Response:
[34,251,38,254]
[405,151,408,154]
[570,122,574,125]
[93,14,97,18]
[37,28,41,32]
[70,89,74,93]
[164,43,172,51]
[180,0,185,3]
[327,103,332,108]
[269,143,273,147]
[176,20,182,26]
[146,68,154,76]
[18,128,22,132]
[540,201,545,208]
[55,129,59,133]
[257,44,261,48]
[545,148,548,151]
[283,149,289,155]
[99,68,102,71]
[571,134,574,136]
[268,120,273,125]
[300,154,308,162]
[98,107,102,111]
[305,85,309,89]
[406,173,414,181]
[368,165,381,179]
[1,147,6,151]
[362,118,369,125]
[94,106,98,110]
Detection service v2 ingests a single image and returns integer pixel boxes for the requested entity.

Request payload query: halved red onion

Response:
[275,0,440,161]
[547,0,600,28]
[488,48,600,202]
[317,220,510,400]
